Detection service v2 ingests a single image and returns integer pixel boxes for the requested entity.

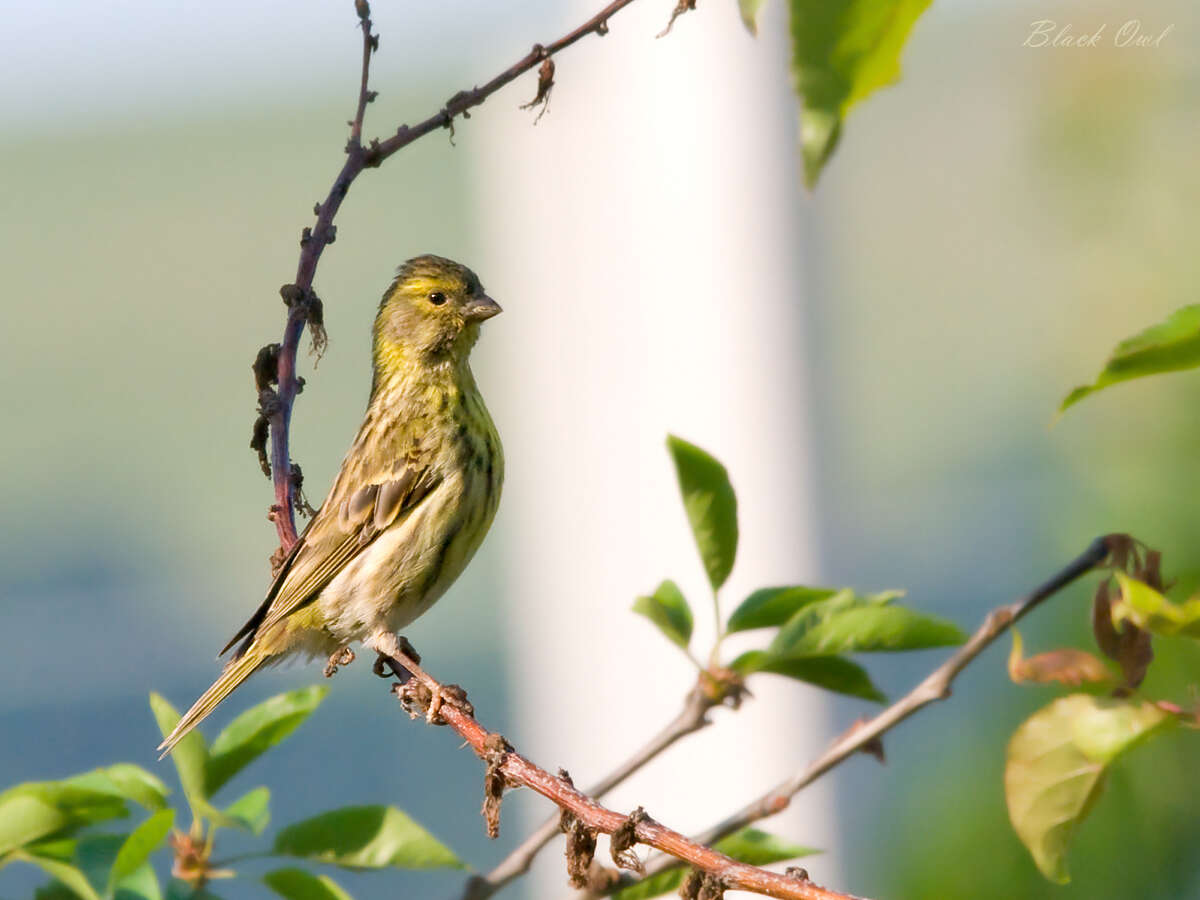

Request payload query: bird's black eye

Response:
[428,291,446,306]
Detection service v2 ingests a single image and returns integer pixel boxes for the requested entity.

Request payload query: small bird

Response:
[159,255,504,755]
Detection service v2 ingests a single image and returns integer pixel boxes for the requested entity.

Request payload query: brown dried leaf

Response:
[1103,533,1138,571]
[1115,625,1154,690]
[1092,580,1122,660]
[1008,631,1113,687]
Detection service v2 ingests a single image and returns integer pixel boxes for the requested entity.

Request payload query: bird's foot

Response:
[393,679,474,724]
[427,682,473,724]
[323,646,355,678]
[366,633,471,723]
[367,633,421,677]
[373,651,413,683]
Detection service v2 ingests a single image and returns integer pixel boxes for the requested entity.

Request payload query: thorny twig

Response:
[596,536,1113,895]
[257,0,646,556]
[376,652,865,900]
[458,681,731,900]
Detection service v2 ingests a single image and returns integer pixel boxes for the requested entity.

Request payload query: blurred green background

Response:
[2,0,1199,898]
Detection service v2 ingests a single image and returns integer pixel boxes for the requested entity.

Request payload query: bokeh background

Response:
[2,0,1199,898]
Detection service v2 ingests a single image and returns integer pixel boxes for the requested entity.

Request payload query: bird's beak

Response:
[464,293,503,322]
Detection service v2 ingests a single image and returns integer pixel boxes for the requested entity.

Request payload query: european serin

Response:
[159,254,504,754]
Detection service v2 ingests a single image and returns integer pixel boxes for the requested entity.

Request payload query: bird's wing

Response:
[221,459,442,657]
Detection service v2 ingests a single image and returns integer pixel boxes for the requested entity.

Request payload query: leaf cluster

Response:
[633,436,966,706]
[1002,538,1200,882]
[0,689,461,900]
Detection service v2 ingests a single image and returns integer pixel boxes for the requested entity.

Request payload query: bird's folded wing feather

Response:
[221,459,441,656]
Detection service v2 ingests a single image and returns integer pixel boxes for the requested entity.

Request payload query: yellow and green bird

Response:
[159,255,504,755]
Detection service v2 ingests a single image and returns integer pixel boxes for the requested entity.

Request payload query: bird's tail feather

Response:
[157,650,268,758]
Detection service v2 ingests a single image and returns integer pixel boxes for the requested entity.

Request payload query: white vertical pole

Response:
[468,1,837,894]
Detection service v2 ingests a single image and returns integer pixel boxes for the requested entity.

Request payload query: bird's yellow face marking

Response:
[374,255,499,368]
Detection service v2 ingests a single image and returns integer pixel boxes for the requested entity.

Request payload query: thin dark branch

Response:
[383,652,867,900]
[350,1,375,147]
[263,0,644,555]
[603,536,1112,894]
[460,685,720,900]
[365,0,638,167]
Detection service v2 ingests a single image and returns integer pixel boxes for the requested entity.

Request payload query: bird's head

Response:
[373,254,501,370]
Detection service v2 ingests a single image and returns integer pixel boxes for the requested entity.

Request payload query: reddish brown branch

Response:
[382,653,866,900]
[263,0,645,555]
[603,537,1113,894]
[460,682,724,900]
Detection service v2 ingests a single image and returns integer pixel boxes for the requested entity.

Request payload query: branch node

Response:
[252,343,281,390]
[658,0,697,38]
[482,733,511,839]
[440,110,458,144]
[268,536,289,575]
[394,679,432,718]
[250,415,271,478]
[291,463,317,518]
[786,866,810,882]
[563,814,597,888]
[300,226,312,247]
[698,667,748,708]
[369,33,379,52]
[596,18,610,35]
[365,90,378,103]
[610,806,649,872]
[256,387,281,419]
[698,873,727,900]
[679,869,705,899]
[302,293,328,360]
[279,283,305,307]
[557,769,576,833]
[519,58,555,124]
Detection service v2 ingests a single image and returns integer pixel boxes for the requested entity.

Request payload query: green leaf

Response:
[109,864,160,900]
[1060,305,1200,412]
[666,435,739,591]
[35,877,90,900]
[65,767,169,813]
[76,835,161,900]
[9,836,160,900]
[728,586,839,632]
[108,811,174,891]
[632,580,694,650]
[0,796,84,857]
[714,828,819,865]
[220,788,270,836]
[613,827,817,899]
[1005,694,1174,883]
[771,603,964,656]
[149,694,209,816]
[24,839,79,863]
[738,0,768,34]
[204,687,327,796]
[788,0,933,185]
[273,806,463,870]
[0,785,126,856]
[1111,571,1200,639]
[16,855,101,900]
[729,651,885,702]
[263,868,353,900]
